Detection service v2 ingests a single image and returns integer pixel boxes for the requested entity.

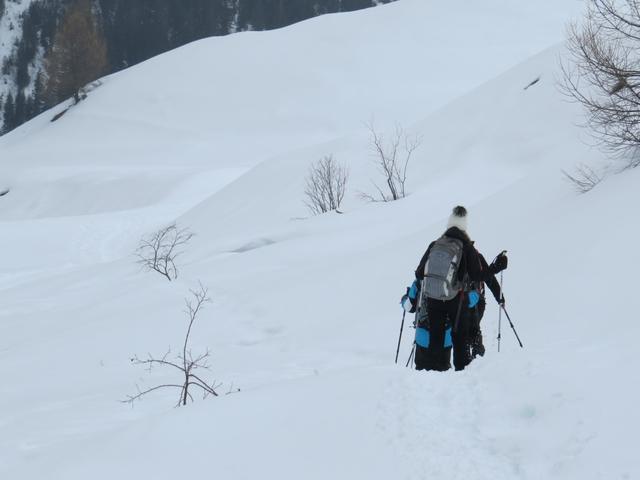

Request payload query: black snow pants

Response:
[468,294,486,340]
[414,293,464,372]
[467,294,487,360]
[452,300,473,371]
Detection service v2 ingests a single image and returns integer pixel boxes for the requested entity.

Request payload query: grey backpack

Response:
[422,235,464,301]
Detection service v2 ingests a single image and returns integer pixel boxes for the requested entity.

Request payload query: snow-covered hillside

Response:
[0,0,39,117]
[1,0,637,479]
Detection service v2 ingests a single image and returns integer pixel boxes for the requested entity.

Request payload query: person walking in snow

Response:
[412,206,506,371]
[465,250,508,361]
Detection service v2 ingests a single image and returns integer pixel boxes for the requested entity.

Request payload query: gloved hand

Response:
[490,251,508,274]
[400,286,417,313]
[498,294,506,307]
[401,294,413,312]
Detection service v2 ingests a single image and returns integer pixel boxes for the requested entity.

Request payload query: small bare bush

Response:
[124,283,220,407]
[361,122,421,202]
[561,0,640,168]
[136,224,193,281]
[304,155,349,215]
[562,163,605,193]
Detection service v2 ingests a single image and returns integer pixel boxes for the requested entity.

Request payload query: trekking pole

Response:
[395,311,406,364]
[500,304,524,348]
[405,342,416,368]
[497,270,503,352]
[404,281,426,369]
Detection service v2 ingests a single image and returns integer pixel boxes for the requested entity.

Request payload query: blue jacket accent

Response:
[415,328,430,348]
[416,327,452,348]
[444,328,453,348]
[468,290,480,308]
[409,280,419,300]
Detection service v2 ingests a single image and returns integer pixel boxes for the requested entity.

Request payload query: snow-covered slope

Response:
[1,0,637,479]
[0,0,39,127]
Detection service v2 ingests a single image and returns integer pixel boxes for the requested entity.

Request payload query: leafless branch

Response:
[361,121,422,202]
[136,224,194,281]
[122,383,186,405]
[304,155,349,215]
[226,382,241,396]
[130,351,184,373]
[124,283,221,407]
[561,0,640,168]
[562,163,605,193]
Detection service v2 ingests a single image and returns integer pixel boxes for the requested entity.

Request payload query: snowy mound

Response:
[1,1,636,479]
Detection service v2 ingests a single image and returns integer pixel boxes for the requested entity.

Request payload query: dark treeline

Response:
[1,0,392,134]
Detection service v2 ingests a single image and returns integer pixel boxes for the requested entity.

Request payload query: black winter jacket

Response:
[476,252,502,303]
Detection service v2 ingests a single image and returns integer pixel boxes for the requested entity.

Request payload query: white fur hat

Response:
[447,205,468,232]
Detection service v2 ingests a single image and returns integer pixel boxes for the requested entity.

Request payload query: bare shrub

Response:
[361,122,421,202]
[561,0,640,168]
[304,155,349,215]
[124,283,220,407]
[136,224,194,281]
[562,163,605,193]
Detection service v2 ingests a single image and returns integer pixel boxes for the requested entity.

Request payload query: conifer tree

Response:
[14,91,26,126]
[45,0,108,105]
[3,94,15,133]
[33,72,47,111]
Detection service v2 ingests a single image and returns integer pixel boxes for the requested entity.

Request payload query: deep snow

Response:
[1,0,637,479]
